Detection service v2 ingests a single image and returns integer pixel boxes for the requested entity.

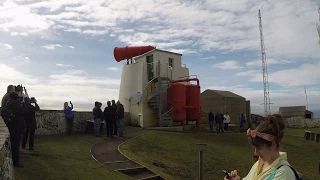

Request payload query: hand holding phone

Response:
[223,170,230,179]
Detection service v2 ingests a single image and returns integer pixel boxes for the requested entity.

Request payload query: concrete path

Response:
[91,129,164,180]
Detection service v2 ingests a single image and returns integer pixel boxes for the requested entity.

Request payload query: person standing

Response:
[92,101,103,137]
[116,101,124,137]
[111,100,118,136]
[5,92,27,168]
[103,101,113,137]
[208,110,214,131]
[223,112,231,131]
[22,97,40,150]
[1,85,15,126]
[215,111,224,133]
[240,112,246,133]
[64,101,74,135]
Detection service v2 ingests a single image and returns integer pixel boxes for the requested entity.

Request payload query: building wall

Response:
[118,62,143,126]
[200,91,247,127]
[0,118,14,180]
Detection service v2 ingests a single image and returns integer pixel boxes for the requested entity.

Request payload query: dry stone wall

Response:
[0,118,14,180]
[284,117,320,128]
[35,110,92,135]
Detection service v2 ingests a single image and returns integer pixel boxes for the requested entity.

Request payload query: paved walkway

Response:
[91,129,163,179]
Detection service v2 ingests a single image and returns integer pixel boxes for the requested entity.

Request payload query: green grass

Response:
[285,128,320,136]
[120,130,320,180]
[14,126,141,180]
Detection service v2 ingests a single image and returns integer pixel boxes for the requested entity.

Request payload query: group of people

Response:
[208,110,246,133]
[92,100,124,137]
[0,85,40,168]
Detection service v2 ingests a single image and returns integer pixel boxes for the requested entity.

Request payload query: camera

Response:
[30,97,36,103]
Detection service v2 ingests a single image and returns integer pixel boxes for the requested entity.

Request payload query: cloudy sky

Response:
[0,0,320,116]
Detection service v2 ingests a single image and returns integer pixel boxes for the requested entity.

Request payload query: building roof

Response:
[202,89,245,98]
[279,106,306,113]
[134,49,182,59]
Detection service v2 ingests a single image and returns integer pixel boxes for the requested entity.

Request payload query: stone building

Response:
[278,106,313,119]
[200,89,251,127]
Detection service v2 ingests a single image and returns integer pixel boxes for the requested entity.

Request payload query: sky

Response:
[0,0,320,116]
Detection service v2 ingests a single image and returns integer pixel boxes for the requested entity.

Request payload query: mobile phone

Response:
[223,170,230,179]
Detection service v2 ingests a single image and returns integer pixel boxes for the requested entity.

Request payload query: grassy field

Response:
[120,129,320,180]
[285,128,320,136]
[14,126,140,180]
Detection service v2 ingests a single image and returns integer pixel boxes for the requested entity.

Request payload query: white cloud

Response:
[0,64,120,111]
[246,59,292,67]
[235,70,260,77]
[0,43,13,49]
[69,46,75,49]
[249,61,320,86]
[0,1,52,33]
[42,44,63,50]
[56,63,74,68]
[213,61,243,70]
[107,67,120,71]
[10,32,28,36]
[199,56,216,60]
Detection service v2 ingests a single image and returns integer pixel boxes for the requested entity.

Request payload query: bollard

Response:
[196,143,207,180]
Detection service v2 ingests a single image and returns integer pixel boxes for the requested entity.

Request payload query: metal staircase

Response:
[146,61,173,127]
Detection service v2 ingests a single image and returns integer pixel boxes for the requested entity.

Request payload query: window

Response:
[169,58,173,69]
[146,55,154,81]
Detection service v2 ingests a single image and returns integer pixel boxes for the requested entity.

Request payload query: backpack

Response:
[1,101,16,127]
[268,164,303,180]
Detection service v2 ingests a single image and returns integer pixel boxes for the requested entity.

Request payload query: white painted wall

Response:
[119,49,191,128]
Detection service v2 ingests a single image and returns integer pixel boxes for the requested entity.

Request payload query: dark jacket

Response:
[208,112,214,121]
[111,103,117,121]
[24,103,40,131]
[5,99,27,134]
[64,103,73,119]
[103,105,113,122]
[93,102,103,120]
[215,113,224,123]
[116,104,124,119]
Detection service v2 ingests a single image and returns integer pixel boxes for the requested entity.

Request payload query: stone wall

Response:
[0,118,14,180]
[35,110,92,135]
[284,117,320,128]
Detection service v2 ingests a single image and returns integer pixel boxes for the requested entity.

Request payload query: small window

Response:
[169,58,173,69]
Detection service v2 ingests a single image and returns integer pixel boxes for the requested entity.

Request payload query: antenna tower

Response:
[258,10,271,116]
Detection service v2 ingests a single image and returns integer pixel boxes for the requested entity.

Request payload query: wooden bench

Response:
[85,120,105,134]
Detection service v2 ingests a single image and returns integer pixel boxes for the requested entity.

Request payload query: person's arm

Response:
[70,101,73,110]
[23,87,29,97]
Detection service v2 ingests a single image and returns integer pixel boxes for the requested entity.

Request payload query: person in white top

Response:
[223,112,230,131]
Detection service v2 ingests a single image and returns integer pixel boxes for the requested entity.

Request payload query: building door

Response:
[146,55,154,81]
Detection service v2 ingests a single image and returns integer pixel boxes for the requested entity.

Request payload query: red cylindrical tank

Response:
[186,84,201,121]
[167,83,186,121]
[114,46,156,62]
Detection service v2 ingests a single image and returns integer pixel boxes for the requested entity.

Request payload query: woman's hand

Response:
[224,170,240,180]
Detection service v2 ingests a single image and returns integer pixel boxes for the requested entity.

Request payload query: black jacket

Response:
[5,99,27,134]
[208,112,214,121]
[103,106,113,121]
[23,103,40,131]
[111,103,117,120]
[116,104,124,119]
[92,102,103,120]
[215,113,224,123]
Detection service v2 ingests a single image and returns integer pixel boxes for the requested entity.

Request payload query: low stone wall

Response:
[35,110,92,135]
[284,117,320,128]
[0,118,14,180]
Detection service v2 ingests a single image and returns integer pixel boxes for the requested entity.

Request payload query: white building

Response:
[117,47,190,128]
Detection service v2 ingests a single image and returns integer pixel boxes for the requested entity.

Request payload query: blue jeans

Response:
[240,122,244,133]
[94,119,101,136]
[116,119,123,137]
